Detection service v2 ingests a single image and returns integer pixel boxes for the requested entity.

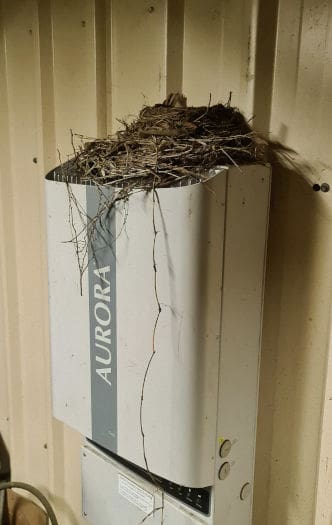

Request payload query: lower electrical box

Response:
[82,442,213,525]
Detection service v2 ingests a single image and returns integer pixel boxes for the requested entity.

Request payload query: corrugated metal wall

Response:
[255,2,332,524]
[0,1,332,524]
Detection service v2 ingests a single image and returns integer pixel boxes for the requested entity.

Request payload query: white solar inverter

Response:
[45,164,271,525]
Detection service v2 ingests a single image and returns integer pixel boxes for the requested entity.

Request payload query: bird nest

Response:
[61,99,266,190]
[56,97,267,290]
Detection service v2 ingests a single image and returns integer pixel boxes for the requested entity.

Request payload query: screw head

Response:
[321,183,330,193]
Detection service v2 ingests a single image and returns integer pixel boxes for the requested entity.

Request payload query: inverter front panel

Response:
[46,168,227,488]
[46,164,271,522]
[79,165,271,525]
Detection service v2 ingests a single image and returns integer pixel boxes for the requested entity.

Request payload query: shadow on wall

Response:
[0,433,10,481]
[253,157,332,525]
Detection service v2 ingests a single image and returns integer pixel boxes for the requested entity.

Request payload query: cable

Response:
[0,481,58,525]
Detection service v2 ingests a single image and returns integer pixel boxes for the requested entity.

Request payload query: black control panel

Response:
[90,440,211,516]
[160,479,210,515]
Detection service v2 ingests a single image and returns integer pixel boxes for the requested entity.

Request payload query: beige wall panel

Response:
[253,174,289,525]
[0,0,49,486]
[254,0,332,524]
[267,0,304,143]
[39,2,79,523]
[270,0,330,164]
[258,177,332,525]
[182,0,223,106]
[0,2,21,468]
[314,2,332,170]
[38,0,56,173]
[166,0,184,95]
[183,0,256,114]
[95,0,107,137]
[110,0,167,131]
[52,0,101,155]
[0,169,9,447]
[288,0,330,161]
[0,13,11,450]
[35,3,71,522]
[219,0,257,117]
[37,2,66,518]
[252,0,278,134]
[315,314,332,525]
[51,2,105,522]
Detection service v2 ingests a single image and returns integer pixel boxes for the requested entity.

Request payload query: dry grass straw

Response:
[59,99,266,292]
[62,101,266,190]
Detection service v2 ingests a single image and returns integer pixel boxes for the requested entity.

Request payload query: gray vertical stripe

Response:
[87,185,117,452]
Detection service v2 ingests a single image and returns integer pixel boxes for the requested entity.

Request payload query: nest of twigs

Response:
[62,97,266,189]
[55,96,268,291]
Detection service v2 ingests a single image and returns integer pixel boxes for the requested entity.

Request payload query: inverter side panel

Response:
[45,169,227,487]
[213,165,271,523]
[45,165,271,503]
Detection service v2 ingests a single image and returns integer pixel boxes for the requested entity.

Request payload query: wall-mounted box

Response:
[45,164,270,523]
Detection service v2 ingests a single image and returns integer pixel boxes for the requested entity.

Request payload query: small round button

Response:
[218,462,231,480]
[240,482,251,500]
[219,439,232,458]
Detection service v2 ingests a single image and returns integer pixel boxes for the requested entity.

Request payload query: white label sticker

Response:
[118,474,154,514]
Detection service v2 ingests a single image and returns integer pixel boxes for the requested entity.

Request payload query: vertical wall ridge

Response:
[166,0,184,96]
[0,0,26,479]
